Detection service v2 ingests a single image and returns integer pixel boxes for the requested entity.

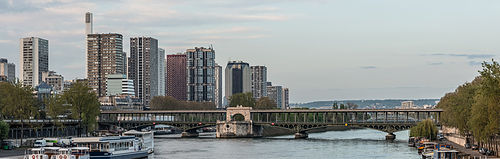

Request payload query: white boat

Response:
[123,130,154,154]
[72,136,148,159]
[70,147,90,159]
[24,147,49,159]
[50,148,73,159]
[153,124,172,135]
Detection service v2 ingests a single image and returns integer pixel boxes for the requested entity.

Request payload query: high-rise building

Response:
[85,12,93,35]
[267,85,283,109]
[282,88,289,109]
[106,74,135,96]
[0,58,15,82]
[214,63,223,109]
[250,66,267,99]
[20,37,48,88]
[186,47,215,102]
[87,33,125,97]
[166,53,187,100]
[42,71,64,93]
[152,48,165,97]
[128,37,160,106]
[225,61,251,103]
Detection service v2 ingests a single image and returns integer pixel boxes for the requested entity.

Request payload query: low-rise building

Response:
[42,71,64,93]
[106,74,134,96]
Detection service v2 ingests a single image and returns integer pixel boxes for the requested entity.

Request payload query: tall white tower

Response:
[85,12,93,35]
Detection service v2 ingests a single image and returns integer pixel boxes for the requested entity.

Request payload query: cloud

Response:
[428,62,443,66]
[430,53,495,59]
[360,66,377,69]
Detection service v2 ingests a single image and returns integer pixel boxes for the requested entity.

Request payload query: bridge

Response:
[98,107,442,139]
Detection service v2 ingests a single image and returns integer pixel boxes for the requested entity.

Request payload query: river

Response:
[150,129,419,159]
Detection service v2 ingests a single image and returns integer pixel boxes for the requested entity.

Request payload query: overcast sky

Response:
[1,0,499,103]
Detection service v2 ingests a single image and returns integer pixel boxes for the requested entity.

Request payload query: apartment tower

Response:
[166,53,187,100]
[20,37,48,88]
[186,47,215,102]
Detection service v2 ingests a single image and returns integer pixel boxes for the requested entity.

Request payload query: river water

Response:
[151,129,420,159]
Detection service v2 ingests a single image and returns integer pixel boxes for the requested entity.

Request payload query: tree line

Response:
[437,60,500,144]
[0,81,100,139]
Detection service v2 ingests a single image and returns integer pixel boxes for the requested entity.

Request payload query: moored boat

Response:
[24,147,49,159]
[72,136,148,159]
[123,130,154,154]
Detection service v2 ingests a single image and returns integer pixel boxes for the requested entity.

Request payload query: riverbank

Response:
[442,126,499,158]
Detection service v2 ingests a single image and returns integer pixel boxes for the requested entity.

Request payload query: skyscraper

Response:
[20,37,48,88]
[225,61,251,102]
[214,63,223,108]
[0,58,15,82]
[267,85,283,109]
[128,37,159,106]
[153,48,165,97]
[282,88,289,109]
[87,33,125,97]
[186,47,215,102]
[166,53,187,100]
[250,66,267,99]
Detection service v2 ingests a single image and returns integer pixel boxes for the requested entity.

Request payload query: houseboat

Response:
[153,124,172,135]
[123,130,154,154]
[72,136,148,159]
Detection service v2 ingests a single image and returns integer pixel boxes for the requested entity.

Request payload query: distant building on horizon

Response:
[214,63,223,109]
[186,47,215,103]
[20,37,48,88]
[42,71,63,93]
[401,101,415,109]
[128,37,160,107]
[225,61,251,104]
[166,53,187,100]
[87,33,126,97]
[0,58,15,82]
[251,66,267,99]
[282,88,289,109]
[267,85,283,109]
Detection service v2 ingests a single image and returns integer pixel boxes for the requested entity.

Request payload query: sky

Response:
[0,0,499,103]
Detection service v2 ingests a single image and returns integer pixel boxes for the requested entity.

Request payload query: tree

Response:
[410,119,438,140]
[255,97,277,110]
[150,96,216,110]
[339,103,345,109]
[0,121,8,142]
[229,92,255,107]
[0,81,37,145]
[332,102,339,109]
[45,94,67,127]
[470,60,500,143]
[62,81,100,136]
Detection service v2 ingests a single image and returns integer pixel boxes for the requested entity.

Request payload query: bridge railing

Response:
[99,110,227,124]
[249,109,441,125]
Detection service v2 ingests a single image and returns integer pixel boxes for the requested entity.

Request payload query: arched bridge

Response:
[98,107,442,139]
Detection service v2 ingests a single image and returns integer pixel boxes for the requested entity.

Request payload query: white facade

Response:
[251,66,267,99]
[20,37,49,88]
[106,74,135,96]
[156,48,166,96]
[0,58,15,82]
[214,63,223,109]
[85,12,93,35]
[401,101,415,109]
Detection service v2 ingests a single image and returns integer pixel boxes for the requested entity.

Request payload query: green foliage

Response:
[45,95,67,126]
[0,120,8,141]
[255,97,277,110]
[150,96,216,110]
[438,59,500,143]
[332,102,338,109]
[0,81,37,120]
[470,60,500,143]
[410,119,438,140]
[229,92,255,107]
[62,81,100,133]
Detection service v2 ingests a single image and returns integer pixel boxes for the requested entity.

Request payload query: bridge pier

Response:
[294,132,308,139]
[181,130,199,138]
[385,133,396,141]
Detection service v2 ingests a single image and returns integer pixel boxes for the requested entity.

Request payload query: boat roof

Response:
[123,130,153,135]
[58,148,70,151]
[423,142,438,145]
[155,124,172,128]
[73,136,136,143]
[30,148,43,151]
[44,147,60,150]
[70,147,89,150]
